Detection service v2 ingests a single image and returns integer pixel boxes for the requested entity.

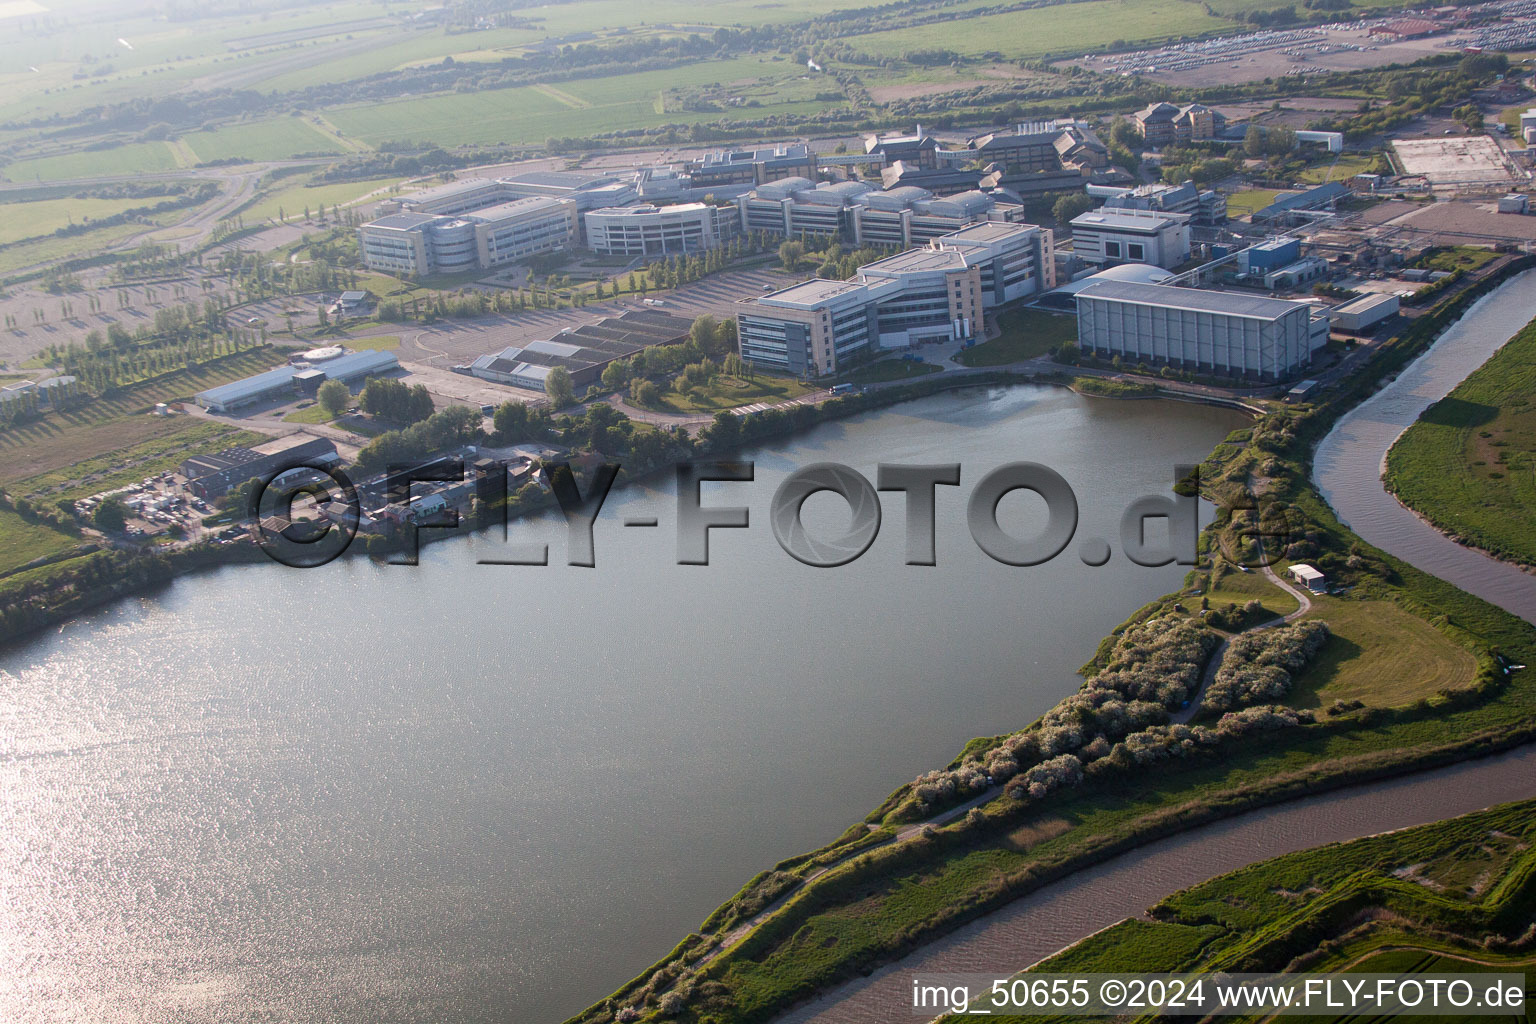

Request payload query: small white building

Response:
[1069,208,1191,270]
[1328,292,1399,333]
[1497,194,1529,215]
[1288,563,1326,592]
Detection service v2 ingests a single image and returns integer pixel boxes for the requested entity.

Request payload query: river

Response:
[0,384,1246,1024]
[1315,268,1536,625]
[772,271,1536,1024]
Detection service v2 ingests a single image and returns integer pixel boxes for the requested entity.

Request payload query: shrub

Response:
[1205,621,1331,712]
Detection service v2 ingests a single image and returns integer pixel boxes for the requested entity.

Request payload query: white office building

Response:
[1075,282,1329,380]
[737,222,1048,376]
[1069,208,1191,269]
[359,198,577,274]
[584,203,737,256]
[737,178,1026,246]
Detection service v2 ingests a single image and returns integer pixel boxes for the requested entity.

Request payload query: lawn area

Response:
[283,403,339,424]
[1385,317,1536,565]
[8,420,264,505]
[0,221,148,276]
[181,116,344,164]
[1287,595,1477,709]
[1295,152,1383,184]
[843,359,941,384]
[337,334,401,351]
[0,506,81,574]
[1227,188,1286,218]
[956,307,1076,367]
[1200,562,1300,619]
[2,141,181,183]
[842,0,1232,61]
[0,349,288,484]
[649,373,816,414]
[0,195,156,246]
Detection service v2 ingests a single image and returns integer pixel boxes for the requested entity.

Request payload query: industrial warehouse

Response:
[1073,282,1331,379]
[195,350,401,413]
[465,309,694,392]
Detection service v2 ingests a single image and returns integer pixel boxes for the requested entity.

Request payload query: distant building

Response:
[1521,108,1536,136]
[1134,102,1180,145]
[583,203,737,256]
[1088,179,1227,225]
[864,126,942,169]
[1498,194,1530,214]
[1173,103,1226,143]
[1237,237,1302,277]
[736,179,1026,247]
[1074,282,1330,379]
[1069,208,1192,269]
[181,436,340,501]
[1369,18,1438,39]
[965,120,1111,195]
[685,144,817,190]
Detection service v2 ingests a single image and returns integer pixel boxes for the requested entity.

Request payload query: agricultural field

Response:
[1287,596,1477,709]
[842,0,1232,61]
[251,26,548,93]
[180,117,344,164]
[0,195,158,246]
[0,221,148,276]
[0,348,287,484]
[2,141,181,184]
[1385,317,1536,566]
[8,420,264,506]
[325,67,843,148]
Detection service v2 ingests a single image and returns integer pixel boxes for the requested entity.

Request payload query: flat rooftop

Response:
[1076,281,1312,319]
[861,248,970,275]
[939,220,1033,244]
[1072,209,1184,232]
[367,212,439,231]
[467,196,569,222]
[757,278,869,308]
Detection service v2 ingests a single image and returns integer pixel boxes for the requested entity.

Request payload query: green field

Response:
[1288,595,1477,708]
[326,63,844,148]
[0,220,149,275]
[956,308,1077,367]
[1296,152,1383,184]
[844,0,1231,60]
[1200,562,1300,619]
[182,117,343,164]
[1385,317,1536,566]
[0,506,81,573]
[844,359,942,384]
[1227,188,1287,217]
[242,175,405,225]
[2,141,181,183]
[0,195,156,245]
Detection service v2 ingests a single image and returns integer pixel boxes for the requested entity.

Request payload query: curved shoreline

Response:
[735,265,1536,1024]
[1315,267,1536,626]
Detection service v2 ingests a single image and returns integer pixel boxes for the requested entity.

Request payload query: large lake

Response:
[0,384,1244,1023]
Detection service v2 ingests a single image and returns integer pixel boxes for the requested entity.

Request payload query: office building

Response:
[966,120,1111,195]
[1134,102,1179,145]
[736,179,1025,245]
[1069,208,1191,269]
[583,202,737,257]
[1075,282,1329,379]
[736,222,1050,376]
[358,198,577,274]
[1088,179,1227,225]
[685,144,818,190]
